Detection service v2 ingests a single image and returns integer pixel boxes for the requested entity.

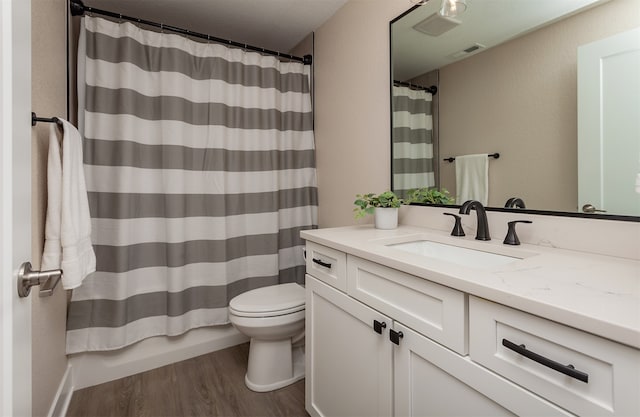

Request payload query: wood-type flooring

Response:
[66,343,308,417]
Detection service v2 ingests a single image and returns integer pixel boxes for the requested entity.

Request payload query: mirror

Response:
[391,0,640,220]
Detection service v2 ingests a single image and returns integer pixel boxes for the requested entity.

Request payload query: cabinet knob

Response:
[373,320,387,334]
[389,329,404,345]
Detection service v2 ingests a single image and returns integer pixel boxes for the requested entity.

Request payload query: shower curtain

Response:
[392,85,435,199]
[66,16,317,353]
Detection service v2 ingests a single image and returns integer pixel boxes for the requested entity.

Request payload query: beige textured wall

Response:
[438,0,640,210]
[31,0,69,416]
[314,0,409,227]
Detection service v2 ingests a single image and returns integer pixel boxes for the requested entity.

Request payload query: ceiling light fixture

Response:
[439,0,467,18]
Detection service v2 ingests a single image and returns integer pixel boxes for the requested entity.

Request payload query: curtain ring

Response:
[118,13,122,23]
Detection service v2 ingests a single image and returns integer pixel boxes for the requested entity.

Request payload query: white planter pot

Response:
[374,207,398,230]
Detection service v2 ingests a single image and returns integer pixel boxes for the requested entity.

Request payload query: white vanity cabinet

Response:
[305,242,574,417]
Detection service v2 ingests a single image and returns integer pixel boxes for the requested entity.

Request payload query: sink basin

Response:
[388,240,520,268]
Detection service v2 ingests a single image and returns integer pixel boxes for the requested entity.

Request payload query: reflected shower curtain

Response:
[66,17,317,353]
[392,85,435,199]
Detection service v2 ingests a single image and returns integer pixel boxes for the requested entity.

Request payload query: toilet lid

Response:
[229,283,305,316]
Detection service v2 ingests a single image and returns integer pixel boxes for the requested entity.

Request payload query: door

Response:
[306,276,392,417]
[578,27,640,216]
[1,0,33,416]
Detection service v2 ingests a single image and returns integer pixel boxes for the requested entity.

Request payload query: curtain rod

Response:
[69,0,312,65]
[393,80,437,95]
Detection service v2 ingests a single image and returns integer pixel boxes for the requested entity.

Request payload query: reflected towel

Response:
[41,119,96,289]
[455,154,489,205]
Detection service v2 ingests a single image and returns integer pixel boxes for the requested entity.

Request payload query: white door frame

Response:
[1,0,33,416]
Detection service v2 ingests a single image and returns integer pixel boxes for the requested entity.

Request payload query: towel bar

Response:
[443,152,500,163]
[31,112,62,126]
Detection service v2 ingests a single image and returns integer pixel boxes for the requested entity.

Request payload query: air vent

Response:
[413,12,461,37]
[448,43,486,59]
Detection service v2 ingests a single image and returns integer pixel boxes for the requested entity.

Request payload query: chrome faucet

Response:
[505,197,526,209]
[459,200,491,241]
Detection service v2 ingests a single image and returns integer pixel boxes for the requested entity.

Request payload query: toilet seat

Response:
[229,283,305,318]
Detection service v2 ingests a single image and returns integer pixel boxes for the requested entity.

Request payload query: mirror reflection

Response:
[391,0,640,218]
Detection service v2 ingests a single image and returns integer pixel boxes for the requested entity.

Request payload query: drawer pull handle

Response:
[373,320,387,334]
[312,258,332,269]
[502,339,589,383]
[390,329,404,345]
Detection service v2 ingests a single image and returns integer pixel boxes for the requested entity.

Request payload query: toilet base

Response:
[245,341,305,392]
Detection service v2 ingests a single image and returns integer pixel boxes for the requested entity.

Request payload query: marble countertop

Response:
[301,225,640,349]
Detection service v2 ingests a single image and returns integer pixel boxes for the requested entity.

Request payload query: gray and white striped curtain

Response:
[66,17,317,353]
[392,85,434,199]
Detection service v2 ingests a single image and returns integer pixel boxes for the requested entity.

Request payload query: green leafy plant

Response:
[406,187,454,205]
[353,191,404,219]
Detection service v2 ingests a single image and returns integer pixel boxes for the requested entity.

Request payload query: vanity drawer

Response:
[469,296,640,416]
[305,242,347,292]
[347,255,467,354]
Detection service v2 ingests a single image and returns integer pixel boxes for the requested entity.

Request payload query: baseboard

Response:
[47,364,73,417]
[69,325,248,390]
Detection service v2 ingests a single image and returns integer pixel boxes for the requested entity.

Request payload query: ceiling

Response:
[84,0,349,53]
[392,0,607,80]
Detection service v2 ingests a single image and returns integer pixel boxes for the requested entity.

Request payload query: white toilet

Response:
[228,282,306,392]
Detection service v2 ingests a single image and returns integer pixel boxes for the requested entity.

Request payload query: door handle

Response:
[582,204,607,213]
[17,262,63,298]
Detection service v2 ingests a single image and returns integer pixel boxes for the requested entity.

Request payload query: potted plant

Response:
[354,191,404,229]
[406,187,454,205]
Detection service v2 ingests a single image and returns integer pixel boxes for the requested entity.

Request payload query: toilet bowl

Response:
[228,282,305,392]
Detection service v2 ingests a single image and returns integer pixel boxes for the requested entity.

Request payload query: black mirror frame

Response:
[389,6,640,223]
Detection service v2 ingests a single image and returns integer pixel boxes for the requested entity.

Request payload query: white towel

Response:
[41,125,63,271]
[41,119,96,289]
[455,154,489,205]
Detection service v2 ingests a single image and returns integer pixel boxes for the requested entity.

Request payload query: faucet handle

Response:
[503,220,532,245]
[443,213,465,237]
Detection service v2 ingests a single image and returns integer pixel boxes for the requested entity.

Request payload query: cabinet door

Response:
[393,322,572,417]
[306,275,392,417]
